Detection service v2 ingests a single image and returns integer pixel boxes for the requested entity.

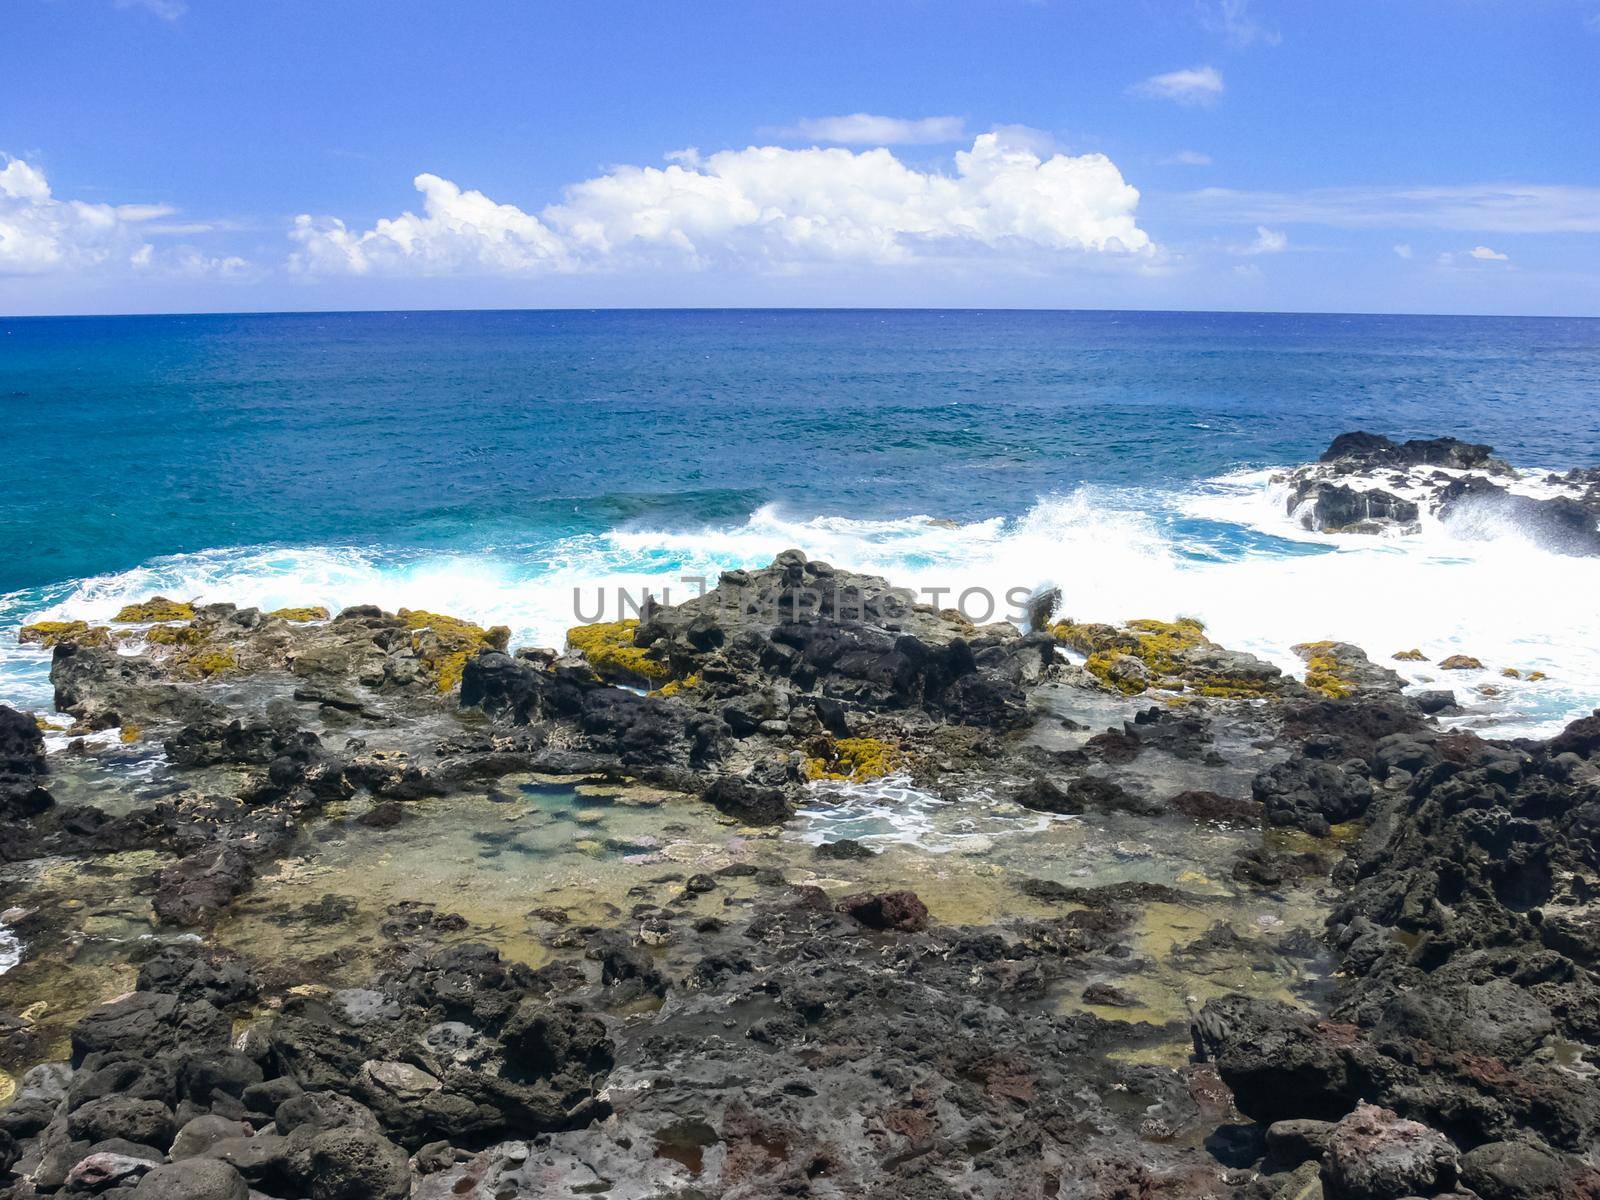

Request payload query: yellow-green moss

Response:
[1439,654,1485,671]
[1192,675,1283,699]
[268,606,330,623]
[1055,617,1210,695]
[1501,667,1521,679]
[1527,670,1548,682]
[656,672,701,697]
[1296,641,1356,699]
[19,620,110,649]
[113,598,195,623]
[143,623,204,647]
[1393,649,1428,662]
[399,609,511,694]
[565,619,672,685]
[119,724,142,744]
[183,649,238,678]
[803,736,905,782]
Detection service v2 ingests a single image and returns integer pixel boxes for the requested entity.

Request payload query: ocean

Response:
[3,308,1599,734]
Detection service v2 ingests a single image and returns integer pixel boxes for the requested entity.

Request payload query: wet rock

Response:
[1081,983,1137,1007]
[701,774,794,825]
[1291,481,1420,534]
[1412,688,1457,715]
[1169,789,1264,825]
[1320,1103,1458,1200]
[151,844,255,927]
[814,838,877,861]
[835,890,929,932]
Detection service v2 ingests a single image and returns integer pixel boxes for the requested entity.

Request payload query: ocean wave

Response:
[3,473,1597,735]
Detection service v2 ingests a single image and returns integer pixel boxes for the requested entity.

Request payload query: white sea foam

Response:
[4,471,1597,736]
[791,774,1055,853]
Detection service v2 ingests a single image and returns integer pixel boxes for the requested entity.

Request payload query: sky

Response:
[3,0,1599,317]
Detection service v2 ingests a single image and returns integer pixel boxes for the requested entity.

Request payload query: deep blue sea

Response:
[4,309,1599,732]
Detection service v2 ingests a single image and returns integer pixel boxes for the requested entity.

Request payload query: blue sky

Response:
[3,0,1598,315]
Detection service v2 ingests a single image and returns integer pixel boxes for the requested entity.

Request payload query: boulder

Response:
[132,1159,249,1200]
[1320,1103,1458,1200]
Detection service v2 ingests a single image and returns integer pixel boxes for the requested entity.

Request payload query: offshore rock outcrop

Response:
[1283,431,1600,554]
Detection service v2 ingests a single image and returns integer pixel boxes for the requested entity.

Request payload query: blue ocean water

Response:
[4,309,1600,732]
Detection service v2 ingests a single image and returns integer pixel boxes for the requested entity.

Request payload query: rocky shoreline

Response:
[1,433,1598,1199]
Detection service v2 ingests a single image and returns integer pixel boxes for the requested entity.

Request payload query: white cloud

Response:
[773,114,967,145]
[1132,66,1224,106]
[1246,225,1287,254]
[0,155,244,278]
[1199,0,1281,49]
[290,134,1152,277]
[1393,243,1413,259]
[1469,245,1509,261]
[1159,150,1212,167]
[1188,184,1600,234]
[114,0,186,19]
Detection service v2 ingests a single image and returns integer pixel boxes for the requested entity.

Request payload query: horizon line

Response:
[4,303,1598,322]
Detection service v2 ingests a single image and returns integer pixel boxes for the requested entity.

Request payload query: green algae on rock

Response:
[566,618,673,687]
[267,606,331,622]
[802,735,905,781]
[1051,616,1286,698]
[398,608,511,694]
[113,597,196,623]
[19,620,110,649]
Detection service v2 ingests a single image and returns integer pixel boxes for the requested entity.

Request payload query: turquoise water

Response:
[3,309,1599,732]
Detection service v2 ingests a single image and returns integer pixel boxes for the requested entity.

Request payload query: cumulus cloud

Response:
[773,114,967,145]
[289,134,1152,277]
[1159,150,1212,166]
[1469,245,1509,261]
[0,155,243,278]
[1132,66,1224,106]
[0,156,169,274]
[1393,243,1413,259]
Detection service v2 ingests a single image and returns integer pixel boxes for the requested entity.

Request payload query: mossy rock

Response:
[1392,648,1428,662]
[113,597,195,623]
[182,649,238,678]
[268,606,331,623]
[399,609,511,694]
[566,619,672,686]
[1439,654,1485,671]
[1054,617,1211,695]
[656,672,701,697]
[804,736,905,782]
[1295,640,1356,700]
[19,620,110,649]
[143,623,204,647]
